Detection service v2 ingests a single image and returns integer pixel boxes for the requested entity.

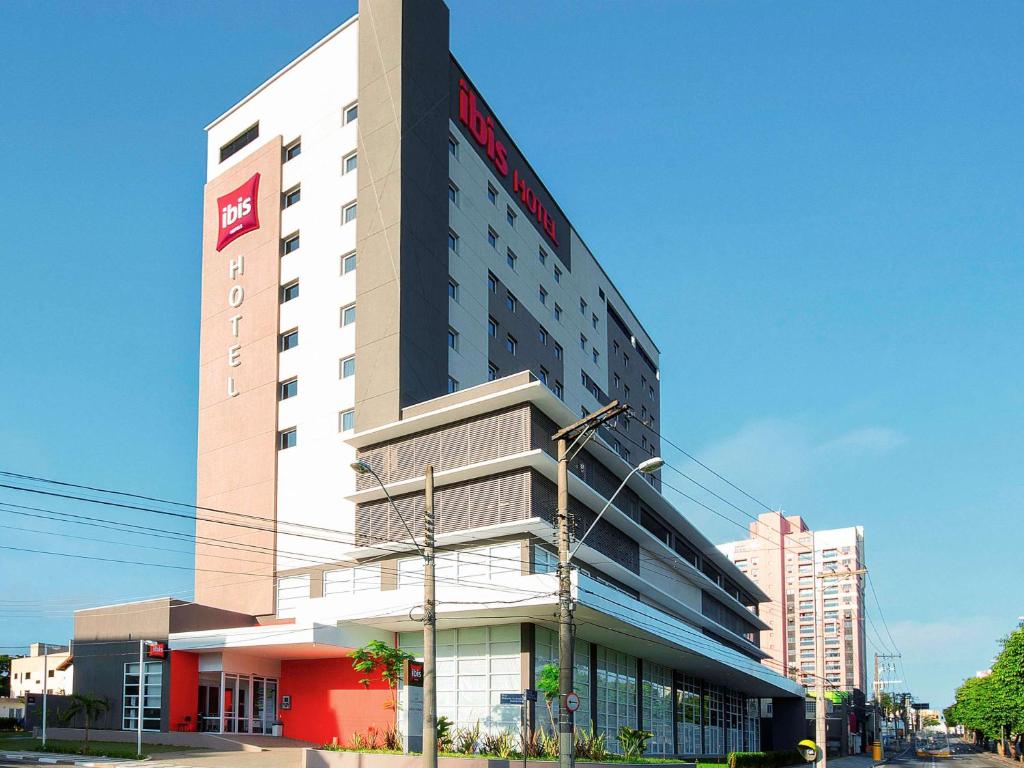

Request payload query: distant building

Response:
[718,513,867,695]
[10,643,73,696]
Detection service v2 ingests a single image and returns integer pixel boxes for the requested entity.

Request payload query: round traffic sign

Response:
[565,692,581,712]
[798,739,822,764]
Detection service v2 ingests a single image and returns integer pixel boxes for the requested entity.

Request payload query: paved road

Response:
[886,738,1014,768]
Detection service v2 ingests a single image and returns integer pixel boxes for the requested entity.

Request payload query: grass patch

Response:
[0,738,202,759]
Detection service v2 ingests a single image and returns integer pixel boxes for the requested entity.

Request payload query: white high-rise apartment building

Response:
[718,513,867,694]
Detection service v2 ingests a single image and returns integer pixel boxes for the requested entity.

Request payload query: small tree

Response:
[61,693,110,753]
[350,640,414,711]
[536,662,559,733]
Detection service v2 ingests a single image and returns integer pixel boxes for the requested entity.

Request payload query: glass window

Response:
[122,660,163,731]
[539,285,547,305]
[488,364,498,381]
[538,367,548,385]
[220,122,259,163]
[554,343,563,360]
[505,335,517,355]
[344,102,358,124]
[675,674,701,756]
[642,662,673,755]
[506,291,517,312]
[487,183,497,204]
[448,182,459,205]
[535,626,590,735]
[284,139,301,161]
[554,304,563,322]
[283,185,301,208]
[281,281,299,303]
[339,409,355,432]
[488,272,497,293]
[447,376,460,393]
[341,304,356,326]
[343,152,358,174]
[580,298,587,315]
[538,247,547,265]
[506,249,517,270]
[449,134,459,157]
[554,266,562,283]
[488,317,497,337]
[596,646,637,751]
[282,233,300,254]
[448,279,459,301]
[580,334,587,351]
[448,229,459,252]
[447,328,459,350]
[342,202,357,224]
[342,252,357,274]
[554,380,564,400]
[506,206,516,227]
[324,564,380,595]
[488,228,498,248]
[279,378,297,400]
[280,329,298,351]
[538,326,548,345]
[340,356,355,378]
[278,428,296,450]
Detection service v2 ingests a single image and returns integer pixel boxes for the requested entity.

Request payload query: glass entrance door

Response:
[252,678,279,734]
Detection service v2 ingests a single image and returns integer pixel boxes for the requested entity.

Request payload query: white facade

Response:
[11,644,72,697]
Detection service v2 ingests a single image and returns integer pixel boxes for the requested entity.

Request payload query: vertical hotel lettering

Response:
[215,173,262,398]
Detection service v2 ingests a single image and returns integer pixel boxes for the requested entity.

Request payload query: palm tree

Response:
[61,693,110,753]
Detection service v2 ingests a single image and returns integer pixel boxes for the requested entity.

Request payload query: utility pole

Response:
[815,566,868,768]
[552,401,629,768]
[423,465,437,768]
[41,649,48,747]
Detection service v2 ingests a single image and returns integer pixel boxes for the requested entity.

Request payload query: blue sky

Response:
[1,1,1020,708]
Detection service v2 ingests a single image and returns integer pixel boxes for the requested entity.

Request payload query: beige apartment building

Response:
[718,513,867,695]
[10,643,73,697]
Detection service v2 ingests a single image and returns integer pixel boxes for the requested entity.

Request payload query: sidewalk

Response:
[0,751,141,767]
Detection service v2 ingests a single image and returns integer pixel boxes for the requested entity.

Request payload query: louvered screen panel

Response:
[439,419,471,470]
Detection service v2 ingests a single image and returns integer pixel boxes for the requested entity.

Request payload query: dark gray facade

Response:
[486,270,564,389]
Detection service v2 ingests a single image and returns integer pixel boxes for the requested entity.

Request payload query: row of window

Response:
[277,408,355,450]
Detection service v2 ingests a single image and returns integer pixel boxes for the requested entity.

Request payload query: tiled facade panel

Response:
[487,271,564,389]
[354,469,531,546]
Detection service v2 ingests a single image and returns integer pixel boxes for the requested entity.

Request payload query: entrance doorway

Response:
[197,672,279,735]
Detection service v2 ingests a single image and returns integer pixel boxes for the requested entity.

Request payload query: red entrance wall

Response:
[279,657,393,745]
[167,651,199,731]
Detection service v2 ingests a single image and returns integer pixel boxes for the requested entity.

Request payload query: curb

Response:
[2,753,150,767]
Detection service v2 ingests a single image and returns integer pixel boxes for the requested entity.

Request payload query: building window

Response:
[506,248,517,270]
[487,183,497,204]
[580,298,587,315]
[623,353,629,368]
[538,367,548,385]
[625,385,631,400]
[447,376,460,394]
[342,201,357,224]
[447,327,459,351]
[554,380,564,399]
[283,185,301,208]
[613,373,620,390]
[592,348,599,364]
[339,409,355,432]
[343,102,358,124]
[488,317,498,337]
[279,378,298,400]
[488,364,499,381]
[538,326,548,345]
[448,230,459,252]
[505,335,517,355]
[554,266,562,283]
[343,152,358,174]
[278,428,297,450]
[488,272,497,293]
[539,285,548,305]
[340,356,355,378]
[506,206,516,227]
[342,251,357,274]
[341,304,356,326]
[219,122,259,163]
[649,385,655,400]
[554,342,563,360]
[449,134,459,157]
[448,278,459,301]
[488,228,498,249]
[554,304,563,322]
[280,329,298,351]
[281,280,299,303]
[448,182,459,205]
[580,334,587,351]
[122,660,162,731]
[506,291,518,312]
[282,233,300,255]
[539,247,547,266]
[284,139,301,162]
[592,313,599,330]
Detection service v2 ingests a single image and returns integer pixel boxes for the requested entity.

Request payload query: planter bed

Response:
[304,749,695,768]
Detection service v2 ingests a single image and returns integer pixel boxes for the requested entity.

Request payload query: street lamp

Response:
[568,456,664,562]
[351,459,436,768]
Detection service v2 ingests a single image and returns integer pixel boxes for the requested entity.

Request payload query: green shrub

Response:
[454,721,481,754]
[437,716,455,752]
[0,718,23,731]
[618,726,654,761]
[727,750,804,768]
[575,727,609,761]
[479,729,517,758]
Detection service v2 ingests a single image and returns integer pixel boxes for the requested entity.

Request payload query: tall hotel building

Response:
[65,0,804,754]
[718,513,867,695]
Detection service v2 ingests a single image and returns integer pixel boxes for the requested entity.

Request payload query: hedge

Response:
[727,750,804,768]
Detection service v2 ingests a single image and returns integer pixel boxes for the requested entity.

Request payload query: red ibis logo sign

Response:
[457,79,559,248]
[216,173,261,251]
